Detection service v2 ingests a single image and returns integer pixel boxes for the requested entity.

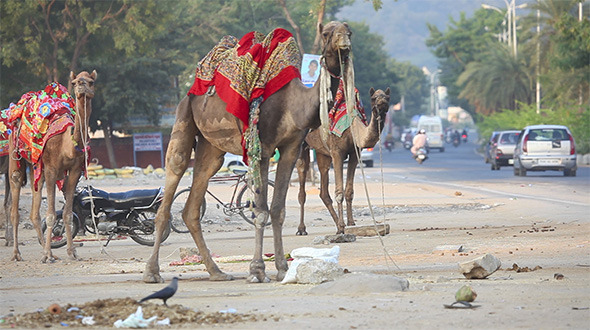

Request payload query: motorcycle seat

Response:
[105,188,161,207]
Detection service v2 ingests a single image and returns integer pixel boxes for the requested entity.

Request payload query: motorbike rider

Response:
[411,129,427,157]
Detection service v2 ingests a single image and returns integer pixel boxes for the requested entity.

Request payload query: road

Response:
[1,135,589,328]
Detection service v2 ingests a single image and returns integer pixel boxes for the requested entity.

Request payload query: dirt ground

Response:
[1,171,589,329]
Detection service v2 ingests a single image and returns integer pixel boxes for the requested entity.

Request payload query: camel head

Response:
[319,21,352,73]
[369,87,391,121]
[70,70,97,100]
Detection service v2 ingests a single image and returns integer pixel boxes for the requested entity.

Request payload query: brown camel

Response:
[8,70,96,262]
[295,87,390,235]
[143,21,354,284]
[0,155,11,246]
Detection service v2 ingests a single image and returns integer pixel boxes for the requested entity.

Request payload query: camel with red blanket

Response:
[144,21,355,284]
[6,71,96,262]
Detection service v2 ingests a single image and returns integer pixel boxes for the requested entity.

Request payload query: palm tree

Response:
[457,43,532,115]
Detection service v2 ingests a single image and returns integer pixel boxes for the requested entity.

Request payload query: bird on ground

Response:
[138,276,179,306]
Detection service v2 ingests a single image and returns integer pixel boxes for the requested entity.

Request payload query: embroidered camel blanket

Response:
[0,82,76,189]
[329,81,367,137]
[188,28,301,148]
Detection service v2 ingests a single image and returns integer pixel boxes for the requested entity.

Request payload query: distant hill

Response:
[336,0,502,71]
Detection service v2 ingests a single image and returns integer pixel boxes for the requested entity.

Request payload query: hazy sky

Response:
[337,0,529,71]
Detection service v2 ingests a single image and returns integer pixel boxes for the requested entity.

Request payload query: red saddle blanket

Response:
[0,82,76,189]
[188,28,301,146]
[329,81,367,137]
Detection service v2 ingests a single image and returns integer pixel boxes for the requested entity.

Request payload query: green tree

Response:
[389,60,429,126]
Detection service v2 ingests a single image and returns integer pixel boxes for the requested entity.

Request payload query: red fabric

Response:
[188,28,301,141]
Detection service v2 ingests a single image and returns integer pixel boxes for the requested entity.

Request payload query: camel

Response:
[143,21,354,284]
[0,156,11,246]
[295,87,390,235]
[8,70,96,262]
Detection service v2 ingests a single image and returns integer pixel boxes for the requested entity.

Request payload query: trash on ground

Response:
[113,306,157,328]
[505,263,542,272]
[443,301,481,309]
[282,246,341,284]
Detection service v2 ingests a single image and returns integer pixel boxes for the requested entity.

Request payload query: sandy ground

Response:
[1,170,589,329]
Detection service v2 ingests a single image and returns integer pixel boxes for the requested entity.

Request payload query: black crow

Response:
[138,276,179,306]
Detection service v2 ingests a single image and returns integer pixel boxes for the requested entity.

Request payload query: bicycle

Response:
[170,168,275,233]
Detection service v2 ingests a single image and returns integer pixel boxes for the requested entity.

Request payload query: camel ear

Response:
[370,87,375,96]
[343,22,352,35]
[385,87,390,95]
[70,71,76,81]
[318,22,323,34]
[91,70,97,80]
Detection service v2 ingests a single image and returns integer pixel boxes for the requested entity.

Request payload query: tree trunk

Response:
[277,0,305,54]
[310,0,327,55]
[102,122,118,168]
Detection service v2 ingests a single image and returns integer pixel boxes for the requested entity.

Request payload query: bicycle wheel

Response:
[129,209,171,246]
[170,188,206,233]
[41,210,80,249]
[236,180,274,226]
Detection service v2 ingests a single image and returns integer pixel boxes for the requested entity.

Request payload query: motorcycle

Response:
[42,185,170,249]
[452,135,461,147]
[414,147,428,164]
[461,133,468,143]
[384,139,394,152]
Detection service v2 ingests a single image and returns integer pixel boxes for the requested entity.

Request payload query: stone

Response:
[433,245,464,254]
[344,224,390,237]
[296,259,344,284]
[312,234,356,245]
[309,272,409,294]
[459,253,501,279]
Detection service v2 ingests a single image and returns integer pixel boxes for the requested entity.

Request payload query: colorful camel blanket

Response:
[329,80,367,137]
[188,28,301,156]
[0,82,77,189]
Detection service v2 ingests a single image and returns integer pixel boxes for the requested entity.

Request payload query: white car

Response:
[513,125,577,177]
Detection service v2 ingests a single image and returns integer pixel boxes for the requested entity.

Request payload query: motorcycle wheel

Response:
[170,188,206,233]
[41,211,80,249]
[129,210,171,246]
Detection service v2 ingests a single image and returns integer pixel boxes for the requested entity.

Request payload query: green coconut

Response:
[455,285,477,302]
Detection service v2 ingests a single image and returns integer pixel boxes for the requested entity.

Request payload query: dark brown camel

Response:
[0,155,11,246]
[8,70,96,262]
[143,21,354,284]
[295,87,390,235]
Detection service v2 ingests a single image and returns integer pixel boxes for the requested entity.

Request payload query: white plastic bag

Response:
[281,246,340,284]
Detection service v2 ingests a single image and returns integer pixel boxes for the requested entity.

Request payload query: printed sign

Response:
[133,132,162,151]
[301,54,321,87]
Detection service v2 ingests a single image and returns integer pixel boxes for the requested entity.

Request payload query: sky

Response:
[337,0,532,71]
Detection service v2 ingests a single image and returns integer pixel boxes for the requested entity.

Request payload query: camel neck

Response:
[72,96,92,148]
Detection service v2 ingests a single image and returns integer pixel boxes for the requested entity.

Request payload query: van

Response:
[417,115,444,152]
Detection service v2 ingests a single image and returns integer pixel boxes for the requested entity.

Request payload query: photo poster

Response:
[301,54,321,87]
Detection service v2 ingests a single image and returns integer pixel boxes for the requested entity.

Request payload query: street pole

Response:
[536,8,540,114]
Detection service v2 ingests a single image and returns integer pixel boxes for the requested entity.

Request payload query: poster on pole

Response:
[301,54,321,87]
[133,132,164,167]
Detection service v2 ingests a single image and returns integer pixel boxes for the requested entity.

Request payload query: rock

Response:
[296,259,344,284]
[433,245,464,253]
[179,247,200,259]
[459,253,501,279]
[309,272,409,294]
[344,224,390,237]
[455,285,477,302]
[312,234,356,245]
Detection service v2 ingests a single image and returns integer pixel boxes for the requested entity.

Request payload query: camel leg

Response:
[41,170,59,263]
[269,144,302,282]
[331,155,346,234]
[61,171,82,260]
[316,154,343,233]
[144,96,198,283]
[295,144,310,235]
[248,154,272,283]
[345,153,358,227]
[4,172,13,246]
[8,160,25,261]
[186,141,232,281]
[30,172,45,246]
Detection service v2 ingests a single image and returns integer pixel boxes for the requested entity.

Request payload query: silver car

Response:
[490,130,520,170]
[513,125,577,177]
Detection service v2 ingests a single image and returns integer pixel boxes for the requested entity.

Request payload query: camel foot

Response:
[11,254,23,261]
[143,272,164,283]
[276,269,287,282]
[247,274,270,283]
[67,248,79,261]
[347,221,356,227]
[41,255,57,263]
[296,230,308,236]
[209,272,234,281]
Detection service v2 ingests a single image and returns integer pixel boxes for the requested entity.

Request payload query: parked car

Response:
[513,125,577,177]
[361,148,374,167]
[484,131,500,164]
[222,153,246,169]
[490,130,520,170]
